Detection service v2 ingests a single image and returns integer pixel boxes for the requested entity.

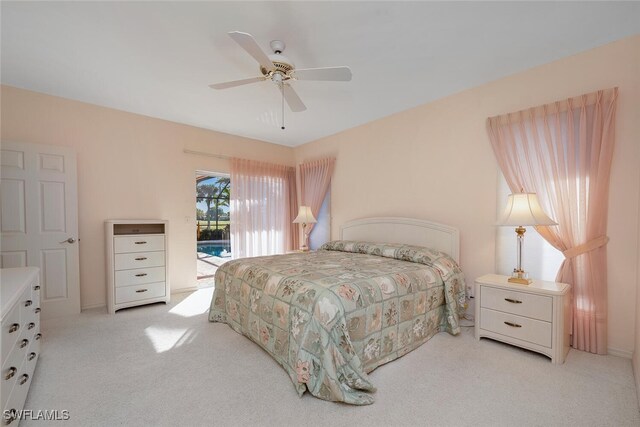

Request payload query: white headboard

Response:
[339,217,460,263]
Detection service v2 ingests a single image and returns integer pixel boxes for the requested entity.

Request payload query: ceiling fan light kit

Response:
[210,31,352,129]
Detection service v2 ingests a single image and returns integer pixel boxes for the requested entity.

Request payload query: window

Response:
[309,188,331,250]
[196,172,231,282]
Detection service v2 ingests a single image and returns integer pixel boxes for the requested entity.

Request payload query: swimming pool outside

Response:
[197,241,231,258]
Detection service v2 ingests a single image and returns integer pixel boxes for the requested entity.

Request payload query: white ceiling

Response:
[2,2,639,147]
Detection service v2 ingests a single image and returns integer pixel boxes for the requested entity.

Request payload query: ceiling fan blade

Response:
[282,84,307,112]
[228,31,274,71]
[209,76,265,90]
[293,66,352,82]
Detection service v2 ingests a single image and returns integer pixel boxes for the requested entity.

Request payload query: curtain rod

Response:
[183,149,231,160]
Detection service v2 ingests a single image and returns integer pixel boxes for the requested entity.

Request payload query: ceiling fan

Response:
[210,31,352,128]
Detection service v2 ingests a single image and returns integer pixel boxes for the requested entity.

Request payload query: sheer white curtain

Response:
[230,158,297,258]
[299,158,336,234]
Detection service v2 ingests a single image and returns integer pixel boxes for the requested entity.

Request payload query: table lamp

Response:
[293,206,317,251]
[498,192,557,284]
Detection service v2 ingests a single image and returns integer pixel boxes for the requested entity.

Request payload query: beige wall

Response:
[0,85,295,308]
[635,165,640,405]
[294,35,640,356]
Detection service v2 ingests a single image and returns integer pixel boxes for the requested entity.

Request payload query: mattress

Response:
[209,240,466,405]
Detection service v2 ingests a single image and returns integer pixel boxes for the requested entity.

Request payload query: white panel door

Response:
[1,141,80,318]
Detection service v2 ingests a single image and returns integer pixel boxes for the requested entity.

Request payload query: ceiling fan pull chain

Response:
[281,83,285,130]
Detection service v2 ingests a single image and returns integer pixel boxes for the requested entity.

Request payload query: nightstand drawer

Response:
[480,308,552,348]
[481,285,552,322]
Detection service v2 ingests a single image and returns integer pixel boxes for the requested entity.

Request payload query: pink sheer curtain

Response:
[230,158,298,258]
[285,167,300,251]
[487,88,618,354]
[299,158,336,233]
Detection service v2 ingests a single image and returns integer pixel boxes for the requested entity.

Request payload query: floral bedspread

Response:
[209,241,466,405]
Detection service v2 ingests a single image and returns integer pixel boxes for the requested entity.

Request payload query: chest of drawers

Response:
[106,220,169,314]
[1,267,41,425]
[474,274,570,364]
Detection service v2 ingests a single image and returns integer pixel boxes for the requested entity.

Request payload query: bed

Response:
[209,217,466,405]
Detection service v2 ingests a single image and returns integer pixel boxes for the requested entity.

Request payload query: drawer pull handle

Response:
[4,408,17,424]
[24,300,33,307]
[35,308,41,314]
[135,289,148,293]
[135,273,148,277]
[9,323,19,333]
[28,352,37,361]
[27,322,35,330]
[135,257,148,261]
[34,285,41,291]
[504,321,522,328]
[20,339,29,348]
[504,298,522,304]
[135,241,147,245]
[35,333,42,341]
[5,367,17,380]
[19,374,29,385]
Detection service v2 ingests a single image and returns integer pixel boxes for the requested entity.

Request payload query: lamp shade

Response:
[293,206,317,224]
[497,193,557,226]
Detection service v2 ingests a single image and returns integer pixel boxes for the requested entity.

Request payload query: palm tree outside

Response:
[196,175,230,240]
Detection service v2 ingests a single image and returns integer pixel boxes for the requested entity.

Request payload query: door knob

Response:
[59,238,76,244]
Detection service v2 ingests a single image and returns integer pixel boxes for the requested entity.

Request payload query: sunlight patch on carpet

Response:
[144,325,194,353]
[169,288,214,318]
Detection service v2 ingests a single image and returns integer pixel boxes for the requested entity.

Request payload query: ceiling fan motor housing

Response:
[260,40,295,81]
[262,59,294,78]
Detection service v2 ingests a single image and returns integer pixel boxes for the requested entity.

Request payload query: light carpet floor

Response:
[23,289,640,427]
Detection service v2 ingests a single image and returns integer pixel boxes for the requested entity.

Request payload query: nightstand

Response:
[285,250,315,254]
[475,274,571,364]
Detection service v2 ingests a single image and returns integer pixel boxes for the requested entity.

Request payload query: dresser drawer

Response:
[26,334,40,375]
[32,282,41,303]
[19,289,36,327]
[114,235,165,254]
[2,371,29,425]
[24,319,39,345]
[115,282,166,304]
[6,361,33,416]
[480,308,552,348]
[115,251,165,271]
[115,266,165,288]
[1,343,25,410]
[481,286,552,322]
[1,304,21,362]
[19,301,38,329]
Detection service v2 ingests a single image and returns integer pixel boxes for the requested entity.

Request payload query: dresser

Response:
[1,267,41,425]
[475,274,570,364]
[105,220,169,314]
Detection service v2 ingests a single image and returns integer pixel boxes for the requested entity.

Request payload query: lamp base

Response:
[508,276,532,285]
[508,269,532,285]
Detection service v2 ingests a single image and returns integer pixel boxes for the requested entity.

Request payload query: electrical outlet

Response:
[466,283,474,298]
